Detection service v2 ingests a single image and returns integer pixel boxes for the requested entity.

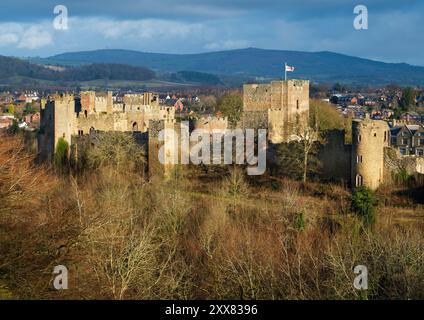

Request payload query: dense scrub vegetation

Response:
[0,133,423,300]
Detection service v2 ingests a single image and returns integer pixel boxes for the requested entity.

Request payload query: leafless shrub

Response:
[1,134,424,300]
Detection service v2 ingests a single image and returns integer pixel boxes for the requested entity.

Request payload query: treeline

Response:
[166,70,223,85]
[0,56,156,82]
[62,63,156,81]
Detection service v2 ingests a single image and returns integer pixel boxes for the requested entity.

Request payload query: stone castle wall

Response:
[38,92,174,162]
[318,130,352,184]
[147,119,179,179]
[243,84,272,111]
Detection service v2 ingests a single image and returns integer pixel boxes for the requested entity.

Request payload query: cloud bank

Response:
[0,0,422,66]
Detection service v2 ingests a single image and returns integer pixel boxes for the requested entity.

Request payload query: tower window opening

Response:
[356,175,363,187]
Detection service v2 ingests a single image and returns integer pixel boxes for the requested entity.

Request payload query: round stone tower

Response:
[351,116,390,190]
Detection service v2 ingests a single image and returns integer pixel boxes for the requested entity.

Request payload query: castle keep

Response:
[243,80,309,143]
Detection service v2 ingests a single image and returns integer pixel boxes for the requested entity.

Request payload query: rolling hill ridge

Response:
[45,48,424,86]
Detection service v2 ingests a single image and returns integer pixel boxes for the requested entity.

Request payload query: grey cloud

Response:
[2,0,422,21]
[0,1,422,66]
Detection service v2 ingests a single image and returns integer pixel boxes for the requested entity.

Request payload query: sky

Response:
[0,0,423,66]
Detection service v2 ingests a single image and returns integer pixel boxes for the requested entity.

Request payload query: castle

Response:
[38,80,424,190]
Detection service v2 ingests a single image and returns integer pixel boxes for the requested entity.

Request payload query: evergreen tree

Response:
[351,187,376,227]
[399,87,416,111]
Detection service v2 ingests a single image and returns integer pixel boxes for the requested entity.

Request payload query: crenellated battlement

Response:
[192,115,228,132]
[196,115,228,123]
[50,93,75,103]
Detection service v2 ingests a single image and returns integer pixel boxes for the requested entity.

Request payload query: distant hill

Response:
[0,55,55,80]
[0,55,155,82]
[46,48,424,86]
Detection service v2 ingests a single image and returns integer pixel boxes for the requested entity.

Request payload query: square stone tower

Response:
[38,94,76,161]
[243,80,309,143]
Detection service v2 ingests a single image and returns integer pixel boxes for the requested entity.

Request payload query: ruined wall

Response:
[80,91,95,114]
[318,130,351,184]
[417,158,424,174]
[384,147,424,184]
[147,119,179,180]
[268,108,286,144]
[94,92,113,114]
[75,107,172,134]
[76,113,129,133]
[144,105,175,122]
[240,111,268,131]
[80,91,113,114]
[38,91,174,162]
[70,131,148,171]
[38,100,55,161]
[123,93,159,111]
[113,103,125,113]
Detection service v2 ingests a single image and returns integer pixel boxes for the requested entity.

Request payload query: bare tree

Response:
[291,110,324,184]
